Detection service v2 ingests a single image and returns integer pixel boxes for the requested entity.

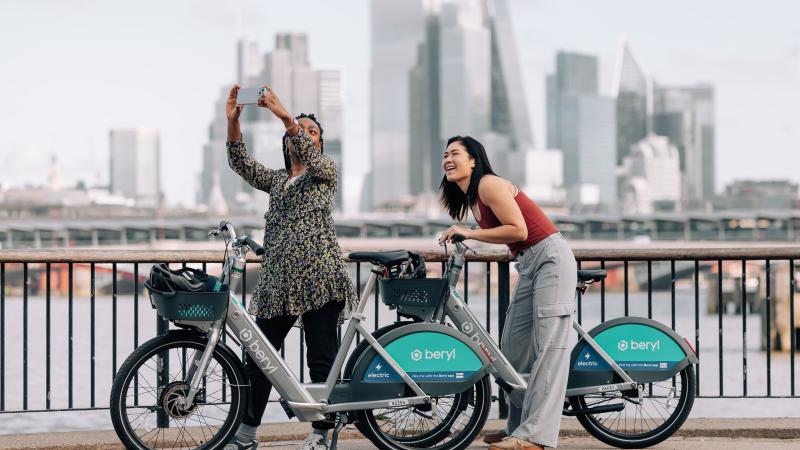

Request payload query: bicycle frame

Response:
[179,224,435,422]
[438,242,637,404]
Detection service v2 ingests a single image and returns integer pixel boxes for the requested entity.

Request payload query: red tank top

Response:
[475,190,559,257]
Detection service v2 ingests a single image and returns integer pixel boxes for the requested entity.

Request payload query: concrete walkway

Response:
[2,418,800,449]
[264,437,800,449]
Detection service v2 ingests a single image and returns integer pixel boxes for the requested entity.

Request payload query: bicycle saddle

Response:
[348,250,410,266]
[577,269,607,283]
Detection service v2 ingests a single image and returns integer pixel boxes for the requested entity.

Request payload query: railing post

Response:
[156,311,170,427]
[497,261,511,420]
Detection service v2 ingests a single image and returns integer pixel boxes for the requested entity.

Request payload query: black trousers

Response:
[242,300,344,428]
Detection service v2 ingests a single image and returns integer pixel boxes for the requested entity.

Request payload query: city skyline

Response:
[1,0,798,215]
[373,0,533,211]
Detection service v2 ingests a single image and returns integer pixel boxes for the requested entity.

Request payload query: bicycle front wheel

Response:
[570,364,696,448]
[110,331,249,450]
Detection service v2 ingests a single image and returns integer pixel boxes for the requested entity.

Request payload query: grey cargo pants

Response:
[501,233,577,448]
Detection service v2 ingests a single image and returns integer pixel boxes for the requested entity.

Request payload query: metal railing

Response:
[1,247,800,419]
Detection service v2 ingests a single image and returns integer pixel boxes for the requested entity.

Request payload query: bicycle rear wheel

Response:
[570,364,695,448]
[355,375,492,450]
[109,331,248,450]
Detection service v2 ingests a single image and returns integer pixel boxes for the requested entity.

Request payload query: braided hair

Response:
[282,113,324,171]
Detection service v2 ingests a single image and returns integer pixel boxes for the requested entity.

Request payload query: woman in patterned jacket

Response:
[223,84,356,450]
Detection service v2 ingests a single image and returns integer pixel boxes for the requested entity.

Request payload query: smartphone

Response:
[236,87,266,105]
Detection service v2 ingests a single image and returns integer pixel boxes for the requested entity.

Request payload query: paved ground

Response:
[261,437,800,449]
[3,418,800,449]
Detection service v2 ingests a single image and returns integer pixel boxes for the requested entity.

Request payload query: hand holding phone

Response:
[236,87,267,105]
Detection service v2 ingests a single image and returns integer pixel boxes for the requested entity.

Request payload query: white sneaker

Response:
[223,437,258,450]
[297,433,328,450]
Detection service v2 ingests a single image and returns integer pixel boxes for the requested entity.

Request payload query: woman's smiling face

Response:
[442,140,474,183]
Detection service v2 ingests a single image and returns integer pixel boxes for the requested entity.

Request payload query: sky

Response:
[1,0,798,214]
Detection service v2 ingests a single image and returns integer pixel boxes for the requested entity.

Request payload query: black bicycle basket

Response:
[379,277,449,308]
[145,264,229,322]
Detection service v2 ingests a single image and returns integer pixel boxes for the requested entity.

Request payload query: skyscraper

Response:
[318,69,345,211]
[653,84,715,210]
[371,0,533,210]
[109,128,161,208]
[547,51,617,211]
[546,52,598,149]
[370,0,425,210]
[438,0,491,140]
[236,38,262,87]
[620,134,681,214]
[613,39,650,165]
[409,12,441,196]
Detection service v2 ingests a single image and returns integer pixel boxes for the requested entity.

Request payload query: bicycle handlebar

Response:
[243,236,266,256]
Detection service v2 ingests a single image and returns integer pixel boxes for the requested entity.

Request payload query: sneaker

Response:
[223,437,259,450]
[488,436,544,450]
[482,429,508,444]
[297,433,328,450]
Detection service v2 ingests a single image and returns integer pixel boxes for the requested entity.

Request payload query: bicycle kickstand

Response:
[329,413,347,450]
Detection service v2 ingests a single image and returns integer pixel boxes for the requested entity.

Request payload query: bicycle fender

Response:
[348,323,493,398]
[568,317,697,388]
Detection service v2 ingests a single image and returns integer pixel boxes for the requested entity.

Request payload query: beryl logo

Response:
[617,339,661,352]
[410,348,456,361]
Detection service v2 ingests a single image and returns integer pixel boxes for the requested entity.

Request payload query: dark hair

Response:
[439,136,496,221]
[282,113,324,171]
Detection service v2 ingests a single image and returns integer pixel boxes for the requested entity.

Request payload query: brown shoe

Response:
[488,436,545,450]
[482,429,508,444]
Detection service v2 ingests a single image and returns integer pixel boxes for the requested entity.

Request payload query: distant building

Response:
[508,149,565,207]
[620,134,682,214]
[317,69,345,211]
[547,52,616,211]
[613,39,650,165]
[109,128,161,208]
[372,0,533,211]
[653,84,715,210]
[236,37,263,87]
[715,180,799,211]
[370,0,425,210]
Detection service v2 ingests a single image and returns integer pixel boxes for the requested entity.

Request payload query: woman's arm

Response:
[441,176,526,244]
[227,140,275,192]
[225,85,274,192]
[291,130,337,182]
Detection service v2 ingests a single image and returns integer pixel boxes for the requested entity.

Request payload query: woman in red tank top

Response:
[437,136,559,251]
[439,136,577,450]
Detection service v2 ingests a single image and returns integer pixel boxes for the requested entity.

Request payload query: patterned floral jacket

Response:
[227,130,356,320]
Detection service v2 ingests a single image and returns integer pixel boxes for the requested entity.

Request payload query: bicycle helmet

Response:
[147,263,221,293]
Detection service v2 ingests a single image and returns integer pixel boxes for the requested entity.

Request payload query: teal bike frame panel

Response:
[363,332,483,383]
[574,323,686,372]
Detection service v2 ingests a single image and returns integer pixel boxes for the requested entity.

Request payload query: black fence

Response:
[1,247,800,419]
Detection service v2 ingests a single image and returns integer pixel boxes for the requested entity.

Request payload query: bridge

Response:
[2,210,800,249]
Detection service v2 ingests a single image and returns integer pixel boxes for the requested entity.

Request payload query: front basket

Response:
[146,281,230,322]
[379,278,449,308]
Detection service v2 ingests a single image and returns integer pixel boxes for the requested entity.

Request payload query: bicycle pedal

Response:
[278,397,296,419]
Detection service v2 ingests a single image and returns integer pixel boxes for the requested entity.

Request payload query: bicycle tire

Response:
[344,322,491,450]
[570,364,696,448]
[110,331,249,450]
